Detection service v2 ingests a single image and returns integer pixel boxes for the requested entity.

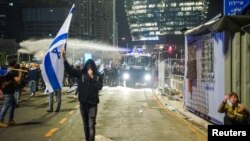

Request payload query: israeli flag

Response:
[41,4,75,93]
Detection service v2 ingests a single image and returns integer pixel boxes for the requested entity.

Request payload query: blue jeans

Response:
[29,80,37,94]
[0,94,16,122]
[48,90,61,111]
[80,103,97,141]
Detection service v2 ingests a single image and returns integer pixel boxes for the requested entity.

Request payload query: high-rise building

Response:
[124,0,209,53]
[0,1,22,56]
[0,0,78,41]
[0,1,22,40]
[64,0,115,44]
[20,0,78,40]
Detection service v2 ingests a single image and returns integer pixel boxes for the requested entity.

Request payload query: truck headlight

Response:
[125,66,130,70]
[144,74,151,81]
[123,73,129,80]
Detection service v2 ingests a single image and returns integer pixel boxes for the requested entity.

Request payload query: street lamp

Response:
[122,37,129,63]
[121,37,129,53]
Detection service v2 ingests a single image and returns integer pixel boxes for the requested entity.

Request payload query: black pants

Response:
[80,103,97,141]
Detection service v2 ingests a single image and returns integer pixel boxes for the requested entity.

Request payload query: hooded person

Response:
[61,48,103,141]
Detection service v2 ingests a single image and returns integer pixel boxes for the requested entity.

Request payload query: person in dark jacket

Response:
[61,48,103,141]
[0,59,23,128]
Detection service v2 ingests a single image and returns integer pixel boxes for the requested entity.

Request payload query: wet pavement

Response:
[0,86,208,141]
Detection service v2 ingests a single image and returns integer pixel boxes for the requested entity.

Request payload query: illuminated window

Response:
[149,32,155,35]
[196,2,203,5]
[193,6,203,10]
[171,3,176,7]
[185,12,190,15]
[157,3,165,8]
[177,12,183,16]
[131,29,139,32]
[181,7,192,11]
[148,4,155,8]
[132,5,147,10]
[136,9,146,14]
[174,31,182,34]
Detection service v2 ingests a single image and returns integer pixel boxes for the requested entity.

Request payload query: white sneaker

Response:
[31,93,34,97]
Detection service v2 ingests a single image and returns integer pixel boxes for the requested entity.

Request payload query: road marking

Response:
[44,128,59,138]
[75,104,79,109]
[69,110,75,115]
[59,118,67,124]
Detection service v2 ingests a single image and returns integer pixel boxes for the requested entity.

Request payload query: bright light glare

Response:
[144,74,151,81]
[123,73,129,80]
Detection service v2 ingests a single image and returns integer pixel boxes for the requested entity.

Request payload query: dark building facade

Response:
[0,1,22,41]
[64,0,114,44]
[1,0,115,44]
[0,0,77,62]
[0,1,22,61]
[20,0,78,40]
[0,0,77,41]
[0,1,6,39]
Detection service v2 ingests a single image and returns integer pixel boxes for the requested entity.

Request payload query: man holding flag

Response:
[42,4,103,141]
[61,48,103,141]
[41,4,75,112]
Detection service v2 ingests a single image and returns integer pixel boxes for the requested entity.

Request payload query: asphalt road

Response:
[0,86,207,141]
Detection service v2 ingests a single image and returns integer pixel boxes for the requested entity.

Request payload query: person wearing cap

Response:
[218,92,249,125]
[61,48,103,141]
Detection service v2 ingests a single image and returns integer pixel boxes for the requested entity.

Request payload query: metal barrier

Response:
[158,58,184,97]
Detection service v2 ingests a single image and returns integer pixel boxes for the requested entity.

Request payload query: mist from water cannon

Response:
[18,38,129,63]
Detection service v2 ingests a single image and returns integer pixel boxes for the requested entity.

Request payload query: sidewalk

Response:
[152,89,212,132]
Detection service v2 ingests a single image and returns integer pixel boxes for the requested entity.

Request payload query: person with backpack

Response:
[0,59,23,128]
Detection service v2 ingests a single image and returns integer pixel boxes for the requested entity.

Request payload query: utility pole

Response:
[113,0,117,47]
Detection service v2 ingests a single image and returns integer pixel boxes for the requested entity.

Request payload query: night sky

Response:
[116,0,223,47]
[207,0,224,19]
